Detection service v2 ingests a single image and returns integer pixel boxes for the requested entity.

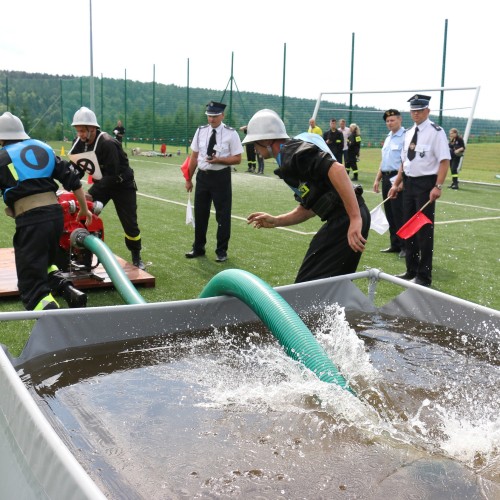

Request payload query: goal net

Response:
[312,86,480,149]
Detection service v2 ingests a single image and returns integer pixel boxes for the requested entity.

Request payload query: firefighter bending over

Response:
[0,112,91,310]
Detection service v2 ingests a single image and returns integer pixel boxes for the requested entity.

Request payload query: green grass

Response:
[1,141,499,356]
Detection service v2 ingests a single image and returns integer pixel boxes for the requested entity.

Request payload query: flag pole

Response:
[373,196,391,211]
[419,199,433,212]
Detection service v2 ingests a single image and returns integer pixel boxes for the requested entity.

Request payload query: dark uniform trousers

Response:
[402,174,436,283]
[89,178,141,253]
[194,167,232,255]
[246,144,257,170]
[381,171,405,251]
[15,210,64,310]
[295,201,371,283]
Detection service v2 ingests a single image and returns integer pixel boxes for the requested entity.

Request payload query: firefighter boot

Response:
[61,283,87,308]
[132,250,146,270]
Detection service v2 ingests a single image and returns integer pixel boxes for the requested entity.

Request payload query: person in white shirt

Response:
[338,118,350,164]
[389,95,450,287]
[184,102,243,262]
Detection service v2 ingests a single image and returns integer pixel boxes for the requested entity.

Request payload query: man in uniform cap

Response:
[373,109,406,257]
[205,101,226,116]
[388,94,450,287]
[408,94,431,110]
[184,101,243,262]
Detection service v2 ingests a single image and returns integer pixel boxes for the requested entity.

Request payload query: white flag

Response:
[370,204,389,235]
[186,194,195,227]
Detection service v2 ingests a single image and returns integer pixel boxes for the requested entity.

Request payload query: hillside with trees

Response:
[0,70,497,146]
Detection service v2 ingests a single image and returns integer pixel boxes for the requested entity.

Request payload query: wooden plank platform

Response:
[0,248,155,297]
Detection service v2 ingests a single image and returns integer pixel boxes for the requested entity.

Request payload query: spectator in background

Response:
[70,107,146,270]
[113,120,125,144]
[389,94,450,287]
[256,151,265,174]
[372,109,406,257]
[338,118,350,163]
[323,118,344,161]
[184,101,243,262]
[244,109,370,283]
[345,123,361,181]
[308,118,323,136]
[448,128,465,189]
[240,125,257,172]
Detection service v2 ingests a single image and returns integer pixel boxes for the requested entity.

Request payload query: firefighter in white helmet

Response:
[69,107,145,269]
[244,109,370,283]
[0,112,91,310]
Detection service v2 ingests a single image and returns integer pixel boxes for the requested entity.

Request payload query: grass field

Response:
[1,140,499,356]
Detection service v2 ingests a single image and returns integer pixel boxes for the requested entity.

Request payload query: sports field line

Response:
[363,189,500,212]
[436,216,500,225]
[439,200,500,212]
[136,158,499,211]
[137,192,316,236]
[138,192,499,234]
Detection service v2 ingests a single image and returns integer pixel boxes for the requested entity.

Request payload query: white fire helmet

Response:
[71,107,100,128]
[0,112,30,140]
[241,109,289,144]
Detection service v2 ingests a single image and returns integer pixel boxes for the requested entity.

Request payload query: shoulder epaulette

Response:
[223,125,236,131]
[431,123,442,131]
[199,124,210,129]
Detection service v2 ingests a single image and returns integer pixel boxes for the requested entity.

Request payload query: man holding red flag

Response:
[388,95,450,287]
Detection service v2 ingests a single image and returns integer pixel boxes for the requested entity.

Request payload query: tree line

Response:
[0,70,497,146]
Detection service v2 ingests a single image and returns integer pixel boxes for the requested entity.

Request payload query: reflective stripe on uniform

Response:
[125,233,141,241]
[34,293,60,311]
[7,163,18,180]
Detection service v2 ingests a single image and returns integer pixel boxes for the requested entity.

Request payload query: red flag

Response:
[397,211,432,239]
[180,156,191,181]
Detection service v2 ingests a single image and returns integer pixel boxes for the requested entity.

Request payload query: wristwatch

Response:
[435,184,443,190]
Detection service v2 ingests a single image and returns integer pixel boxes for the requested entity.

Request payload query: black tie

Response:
[207,129,216,158]
[407,127,419,161]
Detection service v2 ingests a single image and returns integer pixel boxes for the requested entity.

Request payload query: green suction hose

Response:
[199,269,354,394]
[70,229,146,305]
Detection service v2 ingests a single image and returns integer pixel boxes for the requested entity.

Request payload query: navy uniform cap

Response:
[408,94,431,110]
[383,109,401,121]
[205,101,226,116]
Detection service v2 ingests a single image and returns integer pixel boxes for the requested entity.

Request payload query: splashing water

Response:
[27,302,500,498]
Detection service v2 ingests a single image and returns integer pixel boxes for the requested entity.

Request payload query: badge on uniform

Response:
[415,144,426,158]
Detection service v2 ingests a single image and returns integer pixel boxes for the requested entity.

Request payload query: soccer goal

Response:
[312,86,481,148]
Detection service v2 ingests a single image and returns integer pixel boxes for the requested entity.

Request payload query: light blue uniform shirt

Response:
[381,127,405,172]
